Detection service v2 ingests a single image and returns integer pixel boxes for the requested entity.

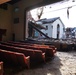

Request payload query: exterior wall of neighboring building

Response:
[41,23,53,37]
[53,19,65,39]
[41,19,65,39]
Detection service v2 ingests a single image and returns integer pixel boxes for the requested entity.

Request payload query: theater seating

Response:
[0,49,30,68]
[0,44,45,63]
[0,42,56,58]
[7,41,56,50]
[0,61,3,75]
[0,41,56,68]
[8,41,31,45]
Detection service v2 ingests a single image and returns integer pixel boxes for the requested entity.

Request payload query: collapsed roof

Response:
[37,17,60,24]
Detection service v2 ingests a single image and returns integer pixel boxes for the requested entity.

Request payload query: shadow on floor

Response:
[12,55,62,75]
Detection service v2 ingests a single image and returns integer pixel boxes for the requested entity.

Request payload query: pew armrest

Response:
[25,56,30,69]
[0,62,3,75]
[42,53,45,62]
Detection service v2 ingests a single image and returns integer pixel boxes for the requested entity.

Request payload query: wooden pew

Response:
[0,42,55,58]
[31,44,56,53]
[8,41,30,45]
[0,61,3,75]
[8,41,56,51]
[25,46,55,57]
[1,42,56,56]
[0,44,45,63]
[0,49,30,68]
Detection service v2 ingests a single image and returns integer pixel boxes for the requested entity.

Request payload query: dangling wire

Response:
[67,8,69,19]
[67,6,72,19]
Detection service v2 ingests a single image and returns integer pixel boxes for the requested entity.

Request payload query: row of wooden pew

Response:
[0,49,30,68]
[0,42,56,58]
[0,41,56,68]
[8,41,56,50]
[2,41,56,54]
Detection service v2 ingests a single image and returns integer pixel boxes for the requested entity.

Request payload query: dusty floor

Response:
[4,51,76,75]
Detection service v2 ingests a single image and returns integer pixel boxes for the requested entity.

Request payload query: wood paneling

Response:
[0,0,11,4]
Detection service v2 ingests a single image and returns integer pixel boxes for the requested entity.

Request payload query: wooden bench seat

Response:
[24,46,55,57]
[9,41,56,51]
[18,44,56,57]
[0,49,30,68]
[7,41,57,51]
[0,44,45,63]
[8,41,31,45]
[0,42,56,58]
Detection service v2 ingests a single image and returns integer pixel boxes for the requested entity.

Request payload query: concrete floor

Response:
[4,51,76,75]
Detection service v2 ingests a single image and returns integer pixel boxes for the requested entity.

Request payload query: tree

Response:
[36,7,44,20]
[28,6,44,22]
[27,6,45,38]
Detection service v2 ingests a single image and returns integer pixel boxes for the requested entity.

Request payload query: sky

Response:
[30,0,76,28]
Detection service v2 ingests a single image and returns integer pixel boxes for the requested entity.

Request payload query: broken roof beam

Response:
[29,22,51,39]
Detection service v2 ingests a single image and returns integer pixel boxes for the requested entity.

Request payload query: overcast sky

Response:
[30,0,76,28]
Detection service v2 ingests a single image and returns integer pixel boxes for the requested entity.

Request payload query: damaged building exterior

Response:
[36,17,65,39]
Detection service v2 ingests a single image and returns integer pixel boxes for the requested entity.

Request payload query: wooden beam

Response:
[0,0,11,4]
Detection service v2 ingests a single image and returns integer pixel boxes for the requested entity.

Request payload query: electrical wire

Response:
[43,1,76,13]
